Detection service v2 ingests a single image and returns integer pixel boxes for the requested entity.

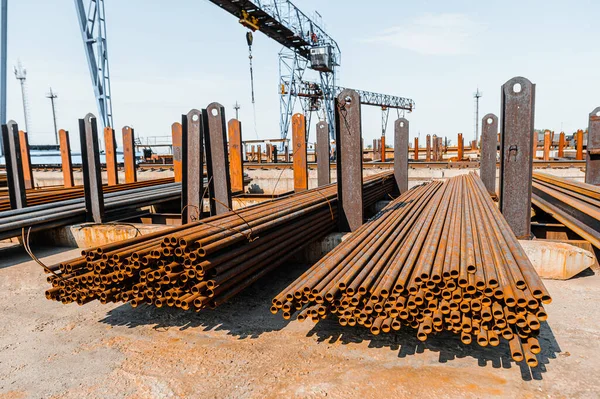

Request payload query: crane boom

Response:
[206,0,341,66]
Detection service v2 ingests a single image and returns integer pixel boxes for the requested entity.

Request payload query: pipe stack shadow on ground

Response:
[99,259,562,381]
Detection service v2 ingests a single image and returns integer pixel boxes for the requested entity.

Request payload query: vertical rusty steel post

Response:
[59,129,74,188]
[432,135,438,161]
[576,130,584,160]
[122,126,137,183]
[558,131,565,158]
[414,137,419,161]
[204,103,232,215]
[266,143,272,162]
[438,137,444,160]
[499,76,535,239]
[335,89,363,232]
[380,136,386,162]
[250,145,255,161]
[18,130,34,189]
[394,118,409,194]
[181,109,204,224]
[257,145,262,163]
[426,134,431,161]
[1,121,27,208]
[457,133,464,160]
[292,113,308,192]
[543,130,551,161]
[471,139,477,150]
[103,127,118,185]
[171,122,183,183]
[284,144,290,162]
[79,114,105,223]
[316,121,330,187]
[585,107,600,185]
[228,119,244,193]
[480,113,498,195]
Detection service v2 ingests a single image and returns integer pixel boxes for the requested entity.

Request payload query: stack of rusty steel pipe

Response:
[44,172,396,311]
[272,173,551,368]
[0,181,182,240]
[0,177,175,211]
[532,172,600,249]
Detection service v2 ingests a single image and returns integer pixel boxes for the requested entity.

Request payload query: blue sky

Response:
[3,0,599,149]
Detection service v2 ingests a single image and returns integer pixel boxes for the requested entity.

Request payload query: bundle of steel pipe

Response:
[0,178,175,211]
[0,182,182,240]
[43,172,396,311]
[532,172,600,249]
[272,173,551,368]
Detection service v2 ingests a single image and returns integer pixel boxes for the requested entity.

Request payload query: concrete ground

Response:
[1,246,599,399]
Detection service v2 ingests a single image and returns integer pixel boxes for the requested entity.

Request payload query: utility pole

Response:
[0,0,7,156]
[234,101,240,120]
[473,88,483,147]
[14,60,31,133]
[46,87,59,145]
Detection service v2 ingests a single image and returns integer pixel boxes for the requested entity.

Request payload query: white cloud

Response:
[363,13,484,56]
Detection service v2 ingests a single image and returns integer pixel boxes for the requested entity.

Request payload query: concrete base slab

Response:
[32,223,172,248]
[519,239,596,279]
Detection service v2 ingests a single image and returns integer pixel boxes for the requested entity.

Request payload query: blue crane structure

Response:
[74,0,113,129]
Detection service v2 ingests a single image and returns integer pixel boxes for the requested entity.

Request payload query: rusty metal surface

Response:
[543,130,551,162]
[228,119,244,193]
[273,173,551,366]
[44,172,395,311]
[414,137,419,161]
[122,126,137,183]
[499,76,535,239]
[558,132,565,158]
[257,145,262,163]
[432,135,438,161]
[205,103,232,215]
[585,107,600,185]
[181,109,204,224]
[59,129,74,188]
[316,121,330,187]
[576,130,584,160]
[292,113,308,192]
[380,135,386,162]
[79,114,105,223]
[480,113,498,195]
[103,127,119,186]
[457,133,464,160]
[1,121,27,208]
[532,172,600,249]
[426,134,431,161]
[335,89,363,232]
[394,118,409,193]
[18,130,34,189]
[171,122,183,183]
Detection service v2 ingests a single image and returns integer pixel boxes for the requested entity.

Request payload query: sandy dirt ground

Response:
[1,245,599,399]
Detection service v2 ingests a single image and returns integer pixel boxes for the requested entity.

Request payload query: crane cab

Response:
[310,46,334,72]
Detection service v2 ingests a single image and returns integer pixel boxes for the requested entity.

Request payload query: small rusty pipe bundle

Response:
[532,172,600,249]
[44,172,396,311]
[272,173,551,368]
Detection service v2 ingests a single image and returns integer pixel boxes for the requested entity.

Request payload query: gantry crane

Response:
[206,0,414,141]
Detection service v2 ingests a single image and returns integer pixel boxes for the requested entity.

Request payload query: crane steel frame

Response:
[74,0,114,129]
[207,0,341,141]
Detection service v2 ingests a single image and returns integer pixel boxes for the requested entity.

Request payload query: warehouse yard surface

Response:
[0,246,599,399]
